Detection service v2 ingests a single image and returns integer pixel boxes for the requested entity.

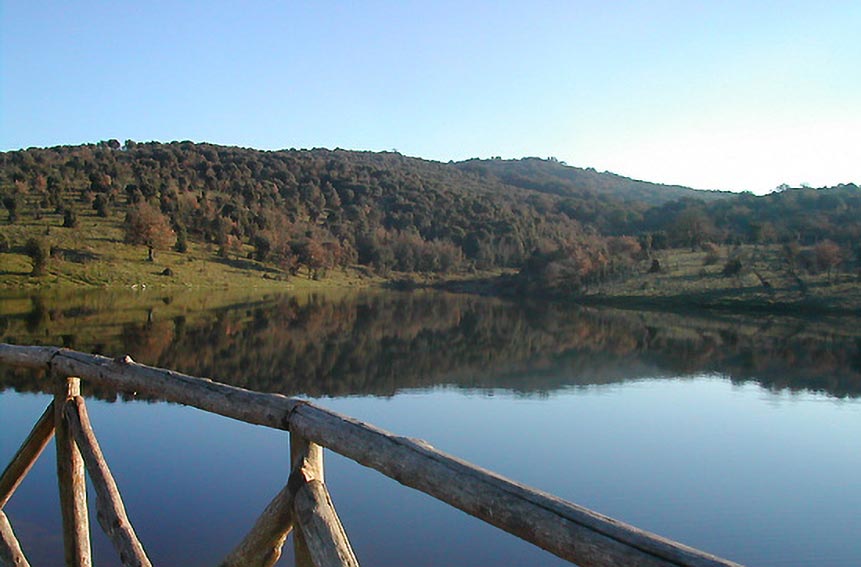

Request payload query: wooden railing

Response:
[0,344,744,567]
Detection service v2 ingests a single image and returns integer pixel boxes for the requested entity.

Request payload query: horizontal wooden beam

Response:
[65,396,151,567]
[0,345,300,430]
[0,402,54,509]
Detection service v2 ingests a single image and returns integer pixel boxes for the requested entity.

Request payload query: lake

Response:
[2,289,860,566]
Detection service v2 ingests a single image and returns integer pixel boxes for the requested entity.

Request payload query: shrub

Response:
[62,208,78,228]
[722,257,743,277]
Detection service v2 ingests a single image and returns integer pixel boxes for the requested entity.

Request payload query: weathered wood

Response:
[291,434,324,483]
[289,433,359,567]
[291,477,360,567]
[0,345,299,430]
[0,510,30,567]
[219,483,294,567]
[288,403,744,567]
[54,377,91,567]
[291,434,325,567]
[0,402,54,509]
[292,523,315,567]
[65,396,152,567]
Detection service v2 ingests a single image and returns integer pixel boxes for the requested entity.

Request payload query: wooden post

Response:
[0,510,31,567]
[65,397,152,567]
[291,479,360,567]
[54,376,91,567]
[219,483,294,567]
[290,434,323,567]
[289,433,359,567]
[291,434,324,483]
[0,402,55,509]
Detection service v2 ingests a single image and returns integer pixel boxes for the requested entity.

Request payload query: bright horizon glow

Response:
[2,1,859,195]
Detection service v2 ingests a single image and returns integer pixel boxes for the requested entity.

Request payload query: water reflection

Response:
[1,289,860,399]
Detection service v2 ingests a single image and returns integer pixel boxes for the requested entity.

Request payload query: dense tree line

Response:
[634,186,861,249]
[1,141,859,285]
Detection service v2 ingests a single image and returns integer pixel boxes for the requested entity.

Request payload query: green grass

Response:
[0,203,381,291]
[589,245,861,313]
[3,204,859,315]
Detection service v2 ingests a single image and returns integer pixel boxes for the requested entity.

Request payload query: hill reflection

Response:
[1,289,860,399]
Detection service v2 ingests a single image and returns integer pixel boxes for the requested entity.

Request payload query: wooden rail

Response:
[0,344,745,567]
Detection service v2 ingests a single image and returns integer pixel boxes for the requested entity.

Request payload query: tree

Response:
[174,226,188,253]
[293,238,326,278]
[723,257,743,277]
[92,194,110,217]
[2,195,20,223]
[252,234,272,262]
[124,202,176,261]
[671,209,715,249]
[814,240,842,283]
[24,237,50,276]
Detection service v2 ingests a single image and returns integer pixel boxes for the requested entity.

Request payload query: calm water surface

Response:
[1,290,860,566]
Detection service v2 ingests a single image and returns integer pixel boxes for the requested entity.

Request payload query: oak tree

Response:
[124,202,176,261]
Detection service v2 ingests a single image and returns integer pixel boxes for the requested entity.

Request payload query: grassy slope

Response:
[2,202,859,315]
[587,245,861,313]
[0,200,380,291]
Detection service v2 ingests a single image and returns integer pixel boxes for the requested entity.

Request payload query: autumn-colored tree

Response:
[814,239,842,283]
[293,238,327,278]
[124,202,176,261]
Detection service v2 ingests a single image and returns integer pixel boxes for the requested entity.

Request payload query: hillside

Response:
[0,142,583,273]
[0,140,717,281]
[1,141,859,306]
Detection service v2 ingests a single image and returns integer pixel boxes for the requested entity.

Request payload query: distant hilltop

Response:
[454,156,731,206]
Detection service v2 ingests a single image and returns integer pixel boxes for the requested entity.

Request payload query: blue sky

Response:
[2,1,858,193]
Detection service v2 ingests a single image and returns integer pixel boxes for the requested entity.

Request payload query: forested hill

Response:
[455,157,730,205]
[1,140,859,285]
[0,140,718,274]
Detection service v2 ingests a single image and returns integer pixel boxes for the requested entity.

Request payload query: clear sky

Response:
[1,1,859,193]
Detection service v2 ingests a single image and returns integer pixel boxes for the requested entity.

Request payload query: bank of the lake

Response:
[431,245,861,316]
[3,216,860,315]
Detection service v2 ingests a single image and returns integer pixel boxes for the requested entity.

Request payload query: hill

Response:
[0,140,720,282]
[1,140,859,306]
[455,157,730,206]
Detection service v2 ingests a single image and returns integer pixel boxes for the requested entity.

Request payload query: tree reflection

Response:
[1,290,860,399]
